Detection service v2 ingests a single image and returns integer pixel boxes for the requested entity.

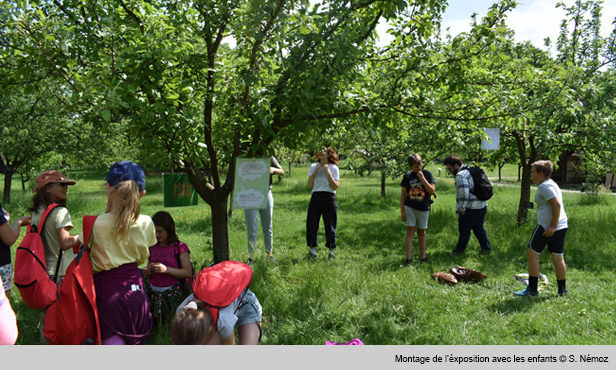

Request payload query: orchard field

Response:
[3,163,615,345]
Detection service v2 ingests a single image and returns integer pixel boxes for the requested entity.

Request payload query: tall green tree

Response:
[379,0,615,224]
[0,86,81,203]
[2,0,448,262]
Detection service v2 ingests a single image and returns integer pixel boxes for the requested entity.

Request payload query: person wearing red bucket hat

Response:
[29,170,80,277]
[83,161,156,345]
[28,170,80,340]
[33,170,77,193]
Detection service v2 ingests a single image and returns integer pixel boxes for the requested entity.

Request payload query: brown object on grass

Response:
[450,266,487,283]
[431,271,458,285]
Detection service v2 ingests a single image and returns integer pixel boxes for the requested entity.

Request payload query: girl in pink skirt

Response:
[87,161,156,345]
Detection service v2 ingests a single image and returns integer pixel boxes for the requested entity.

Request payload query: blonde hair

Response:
[171,307,214,345]
[109,180,141,239]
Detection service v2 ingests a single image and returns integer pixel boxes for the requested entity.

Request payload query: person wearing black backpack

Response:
[443,155,491,255]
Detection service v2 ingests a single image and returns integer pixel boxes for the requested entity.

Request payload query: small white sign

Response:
[482,128,500,150]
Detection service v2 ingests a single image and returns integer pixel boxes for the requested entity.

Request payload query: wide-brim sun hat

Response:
[34,170,76,192]
[105,161,146,192]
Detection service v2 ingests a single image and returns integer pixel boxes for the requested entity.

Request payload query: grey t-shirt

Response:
[535,179,568,230]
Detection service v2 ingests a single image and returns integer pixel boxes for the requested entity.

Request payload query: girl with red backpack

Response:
[171,261,262,345]
[28,171,81,339]
[142,211,193,322]
[86,161,156,345]
[29,171,81,283]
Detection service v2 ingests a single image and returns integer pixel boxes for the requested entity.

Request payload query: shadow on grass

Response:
[487,295,552,315]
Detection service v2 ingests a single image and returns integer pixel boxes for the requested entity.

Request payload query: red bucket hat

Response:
[34,170,76,192]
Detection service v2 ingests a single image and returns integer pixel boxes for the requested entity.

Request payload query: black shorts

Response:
[528,226,567,255]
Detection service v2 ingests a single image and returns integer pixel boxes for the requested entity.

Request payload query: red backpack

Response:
[44,215,101,345]
[13,204,65,309]
[192,260,252,331]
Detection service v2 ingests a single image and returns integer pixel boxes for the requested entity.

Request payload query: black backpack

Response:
[466,166,493,200]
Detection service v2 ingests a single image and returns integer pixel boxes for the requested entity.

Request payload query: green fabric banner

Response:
[163,173,199,207]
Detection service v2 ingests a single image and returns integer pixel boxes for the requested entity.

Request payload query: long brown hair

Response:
[314,147,339,165]
[152,211,179,245]
[29,184,65,212]
[109,180,141,239]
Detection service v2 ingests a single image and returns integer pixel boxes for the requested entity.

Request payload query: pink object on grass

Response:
[325,338,364,345]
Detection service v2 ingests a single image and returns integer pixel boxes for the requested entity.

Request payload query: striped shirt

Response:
[455,165,487,214]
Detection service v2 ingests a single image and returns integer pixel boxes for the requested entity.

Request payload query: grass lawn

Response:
[2,163,616,345]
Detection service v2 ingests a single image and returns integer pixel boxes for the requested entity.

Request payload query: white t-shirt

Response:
[308,163,340,193]
[535,179,568,231]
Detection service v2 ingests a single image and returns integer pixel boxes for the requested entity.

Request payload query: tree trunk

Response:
[513,129,539,225]
[517,164,533,225]
[3,173,12,204]
[518,165,521,182]
[210,196,230,264]
[381,171,386,198]
[288,162,292,177]
[184,160,232,264]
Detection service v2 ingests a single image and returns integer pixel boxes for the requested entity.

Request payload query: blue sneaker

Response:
[514,286,538,297]
[558,289,568,296]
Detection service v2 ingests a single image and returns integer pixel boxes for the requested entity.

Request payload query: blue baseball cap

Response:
[105,161,145,192]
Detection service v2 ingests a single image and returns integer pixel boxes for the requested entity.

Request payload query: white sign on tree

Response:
[481,128,500,150]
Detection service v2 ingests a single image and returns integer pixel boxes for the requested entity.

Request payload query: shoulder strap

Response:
[36,204,64,283]
[71,215,97,266]
[233,287,250,316]
[32,204,64,234]
[82,216,98,249]
[173,241,180,264]
[174,241,191,286]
